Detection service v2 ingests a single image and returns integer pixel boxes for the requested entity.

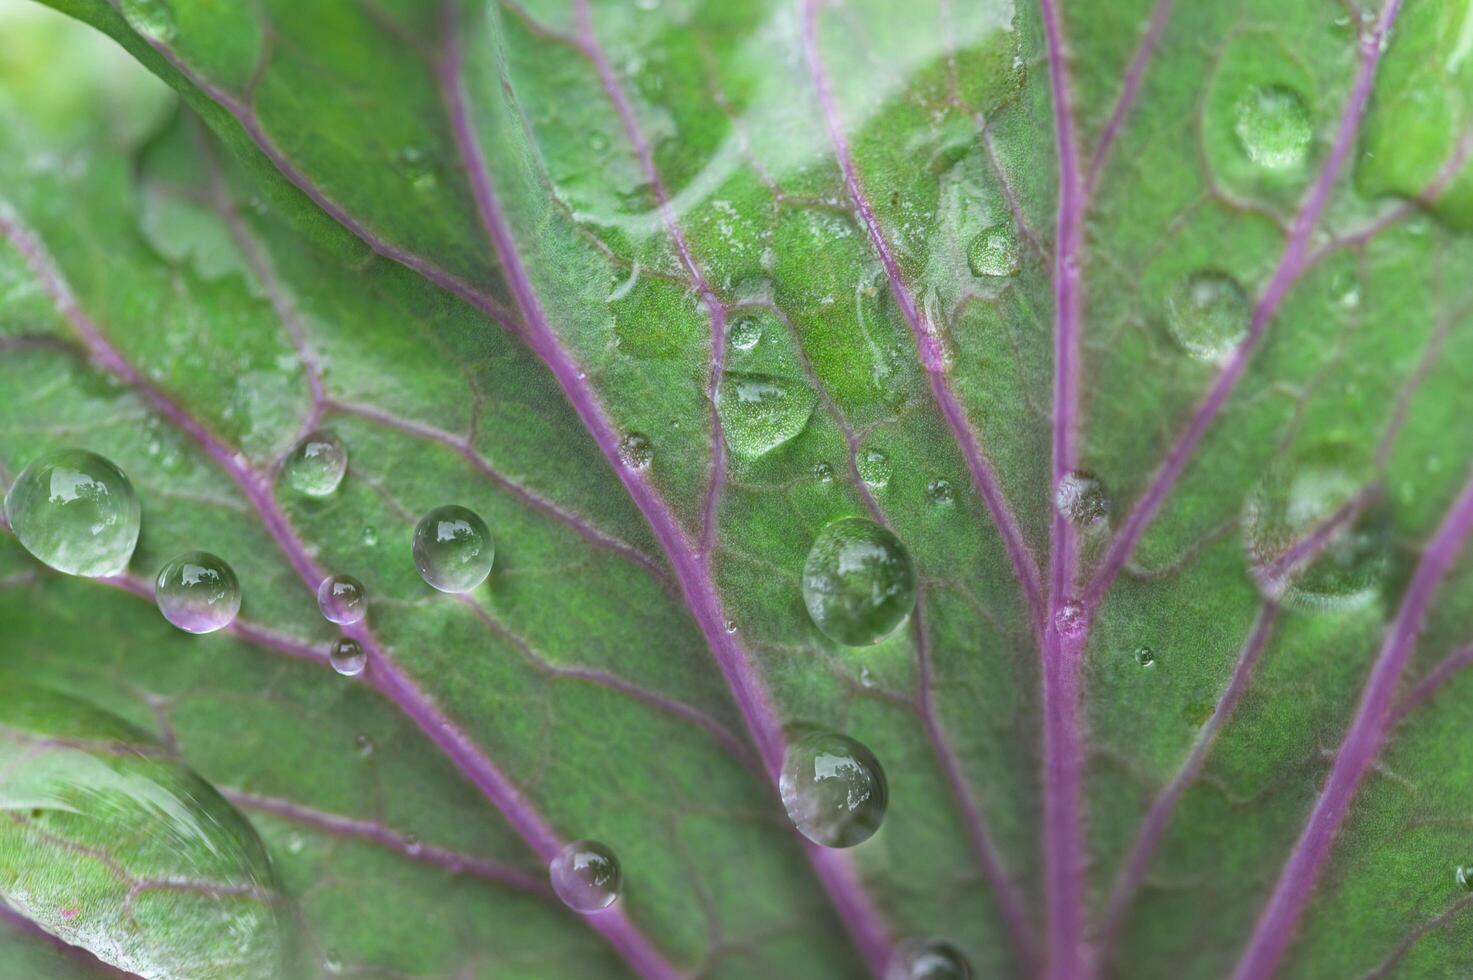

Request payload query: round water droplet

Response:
[618,433,653,471]
[1167,270,1249,363]
[779,731,888,848]
[549,840,622,913]
[802,517,917,646]
[4,450,140,577]
[283,430,347,498]
[858,449,892,489]
[328,638,366,677]
[361,526,379,547]
[812,461,835,483]
[1234,85,1312,170]
[967,223,1020,278]
[119,0,176,42]
[885,937,973,980]
[1054,601,1086,639]
[927,479,955,504]
[154,551,241,634]
[413,505,494,594]
[716,373,818,459]
[1055,470,1111,528]
[729,317,762,351]
[1457,865,1473,891]
[1135,645,1156,667]
[317,573,367,625]
[1242,448,1389,612]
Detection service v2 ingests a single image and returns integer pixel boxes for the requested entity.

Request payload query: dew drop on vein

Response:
[1055,469,1111,528]
[155,551,240,634]
[329,638,366,677]
[413,505,494,594]
[885,937,973,980]
[779,731,888,848]
[283,430,347,498]
[4,449,140,577]
[1054,601,1086,640]
[802,517,917,647]
[550,840,622,913]
[317,573,367,625]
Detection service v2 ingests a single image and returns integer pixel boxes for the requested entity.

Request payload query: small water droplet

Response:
[802,517,917,646]
[283,430,347,498]
[885,937,973,980]
[549,840,622,913]
[317,573,367,625]
[154,551,241,634]
[812,461,835,483]
[413,505,495,594]
[3,449,140,577]
[403,832,422,855]
[285,833,305,855]
[859,666,876,688]
[728,317,762,351]
[927,479,955,504]
[1055,470,1111,528]
[1234,85,1312,170]
[779,731,888,848]
[1135,645,1156,667]
[1167,270,1248,363]
[394,146,439,193]
[119,0,176,42]
[724,619,738,634]
[1329,268,1361,309]
[716,373,818,459]
[361,526,379,547]
[858,449,892,489]
[329,638,366,677]
[967,223,1020,278]
[1457,865,1473,891]
[1054,601,1086,640]
[354,734,374,756]
[617,433,654,471]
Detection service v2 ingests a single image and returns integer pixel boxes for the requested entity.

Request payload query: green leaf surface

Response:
[2,0,1473,977]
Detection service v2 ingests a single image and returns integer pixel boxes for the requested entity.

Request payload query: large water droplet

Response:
[413,505,494,594]
[885,938,973,980]
[1234,85,1312,170]
[1054,470,1110,528]
[779,731,888,848]
[728,317,762,351]
[119,0,177,42]
[283,430,347,498]
[1167,270,1249,363]
[1242,448,1389,611]
[317,573,367,625]
[617,432,653,471]
[549,840,621,913]
[967,223,1020,278]
[329,638,366,677]
[858,448,892,489]
[802,517,917,646]
[716,373,818,460]
[154,551,241,633]
[4,449,140,577]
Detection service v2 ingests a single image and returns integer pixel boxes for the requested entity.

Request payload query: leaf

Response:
[3,0,1473,977]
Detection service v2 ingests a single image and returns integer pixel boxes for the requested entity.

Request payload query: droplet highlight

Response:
[549,840,622,913]
[967,223,1020,278]
[1054,470,1110,528]
[927,478,955,504]
[1134,645,1156,667]
[802,517,917,646]
[413,505,494,594]
[885,938,973,980]
[329,638,366,677]
[858,449,892,489]
[4,449,140,577]
[1234,85,1312,170]
[283,430,347,498]
[716,373,817,459]
[1167,270,1249,363]
[154,551,240,634]
[779,731,888,848]
[317,573,367,625]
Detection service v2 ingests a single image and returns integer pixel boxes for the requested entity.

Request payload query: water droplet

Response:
[716,373,817,459]
[802,517,917,646]
[119,0,176,42]
[549,840,621,913]
[1054,470,1111,528]
[283,430,347,498]
[812,461,835,483]
[361,526,379,547]
[885,937,973,980]
[728,317,762,351]
[1234,85,1312,170]
[1457,865,1473,891]
[403,833,422,855]
[859,666,876,688]
[779,731,888,848]
[413,505,494,594]
[1054,601,1086,639]
[967,223,1020,278]
[617,433,653,471]
[329,638,366,677]
[3,449,140,577]
[1167,270,1249,363]
[927,479,955,504]
[154,551,240,634]
[724,619,738,634]
[1329,268,1361,309]
[317,573,367,625]
[858,449,892,489]
[394,146,439,193]
[1135,645,1156,667]
[354,734,374,756]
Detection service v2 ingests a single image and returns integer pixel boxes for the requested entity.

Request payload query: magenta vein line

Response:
[1391,642,1473,728]
[1085,0,1175,194]
[438,8,892,974]
[1231,466,1473,979]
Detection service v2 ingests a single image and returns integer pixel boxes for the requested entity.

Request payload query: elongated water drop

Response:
[329,638,366,677]
[119,0,176,42]
[155,551,240,633]
[1055,470,1110,528]
[4,449,140,577]
[967,223,1020,278]
[716,373,817,459]
[1234,85,1312,170]
[1167,271,1248,363]
[802,517,917,646]
[885,938,973,980]
[413,505,494,593]
[549,840,621,913]
[779,731,887,848]
[283,430,347,497]
[317,573,367,625]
